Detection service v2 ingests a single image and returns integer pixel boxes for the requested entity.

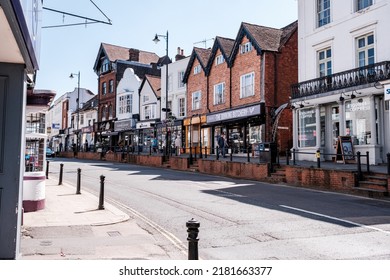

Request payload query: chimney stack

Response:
[129,48,140,62]
[175,47,185,61]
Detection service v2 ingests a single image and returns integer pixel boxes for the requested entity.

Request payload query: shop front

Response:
[114,118,136,151]
[95,119,117,152]
[157,119,184,154]
[293,93,387,164]
[205,103,266,154]
[136,121,157,152]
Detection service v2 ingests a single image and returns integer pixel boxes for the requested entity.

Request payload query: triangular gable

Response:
[206,36,235,70]
[182,47,211,83]
[139,75,161,99]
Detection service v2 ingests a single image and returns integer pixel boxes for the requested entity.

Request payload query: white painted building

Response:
[137,75,161,149]
[159,48,189,150]
[46,88,95,151]
[114,68,141,147]
[292,0,390,164]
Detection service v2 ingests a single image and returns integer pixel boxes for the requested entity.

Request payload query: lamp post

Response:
[69,71,80,153]
[153,31,170,156]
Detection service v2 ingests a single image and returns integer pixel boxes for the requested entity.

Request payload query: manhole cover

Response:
[107,231,121,237]
[40,240,53,246]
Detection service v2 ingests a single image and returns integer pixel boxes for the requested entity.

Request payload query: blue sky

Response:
[35,0,298,98]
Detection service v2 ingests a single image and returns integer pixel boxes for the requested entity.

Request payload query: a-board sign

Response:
[336,136,355,163]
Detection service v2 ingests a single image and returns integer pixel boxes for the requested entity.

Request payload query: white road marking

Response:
[280,205,390,235]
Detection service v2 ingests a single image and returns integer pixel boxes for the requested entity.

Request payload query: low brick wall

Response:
[285,166,357,191]
[137,155,163,167]
[170,157,189,171]
[197,159,269,180]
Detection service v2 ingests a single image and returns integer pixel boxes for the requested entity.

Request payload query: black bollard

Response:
[205,146,207,159]
[387,153,390,175]
[293,148,296,165]
[247,148,250,163]
[58,163,64,185]
[366,151,370,174]
[46,160,49,179]
[149,146,152,156]
[186,218,200,260]
[216,146,219,160]
[230,151,233,161]
[98,175,105,210]
[286,149,290,166]
[76,168,81,194]
[316,150,321,168]
[357,151,362,181]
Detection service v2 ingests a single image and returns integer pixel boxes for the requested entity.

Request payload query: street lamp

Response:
[69,71,80,153]
[153,30,170,156]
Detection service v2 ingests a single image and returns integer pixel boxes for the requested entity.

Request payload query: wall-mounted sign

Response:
[385,84,390,101]
[52,123,60,129]
[206,104,262,124]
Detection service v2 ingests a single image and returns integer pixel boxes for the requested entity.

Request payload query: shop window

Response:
[298,108,316,148]
[26,113,45,134]
[345,97,372,145]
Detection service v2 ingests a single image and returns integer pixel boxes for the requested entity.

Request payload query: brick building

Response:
[183,21,298,155]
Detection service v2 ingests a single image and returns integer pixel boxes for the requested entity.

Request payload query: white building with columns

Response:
[291,0,390,164]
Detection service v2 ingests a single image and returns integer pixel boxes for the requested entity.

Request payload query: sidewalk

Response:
[20,178,174,260]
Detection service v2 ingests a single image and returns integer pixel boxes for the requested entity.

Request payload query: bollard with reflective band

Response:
[76,168,81,194]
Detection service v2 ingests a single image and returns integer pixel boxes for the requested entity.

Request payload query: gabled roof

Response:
[93,42,160,72]
[206,36,235,70]
[80,95,98,112]
[230,20,298,63]
[182,47,212,83]
[140,74,161,98]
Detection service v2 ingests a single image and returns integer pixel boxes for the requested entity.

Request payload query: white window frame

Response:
[317,0,330,27]
[102,82,107,95]
[216,55,225,65]
[119,93,133,114]
[192,91,201,110]
[178,71,185,88]
[356,33,375,67]
[168,74,173,92]
[240,72,255,98]
[214,82,225,105]
[318,47,332,77]
[240,42,252,54]
[194,65,202,75]
[357,0,373,11]
[178,97,186,117]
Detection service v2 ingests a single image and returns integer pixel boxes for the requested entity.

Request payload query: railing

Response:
[291,61,390,99]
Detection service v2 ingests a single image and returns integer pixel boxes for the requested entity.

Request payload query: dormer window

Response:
[240,42,252,54]
[194,65,202,75]
[216,55,225,65]
[100,58,110,74]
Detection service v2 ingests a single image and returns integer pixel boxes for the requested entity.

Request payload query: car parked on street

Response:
[46,148,55,158]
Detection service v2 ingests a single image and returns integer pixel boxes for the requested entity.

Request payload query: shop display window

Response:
[298,108,316,147]
[345,97,372,145]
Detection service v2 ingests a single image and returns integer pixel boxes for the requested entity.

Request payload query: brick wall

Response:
[186,58,208,117]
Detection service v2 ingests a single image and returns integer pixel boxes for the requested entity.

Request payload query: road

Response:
[48,158,390,260]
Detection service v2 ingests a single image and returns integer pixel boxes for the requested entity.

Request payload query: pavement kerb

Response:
[23,177,130,228]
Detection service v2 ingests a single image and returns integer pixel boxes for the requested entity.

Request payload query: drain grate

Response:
[107,231,121,237]
[40,240,53,246]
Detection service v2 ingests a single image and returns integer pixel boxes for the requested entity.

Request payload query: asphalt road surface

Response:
[48,158,390,260]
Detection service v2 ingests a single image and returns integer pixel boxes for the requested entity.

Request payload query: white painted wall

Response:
[116,68,141,120]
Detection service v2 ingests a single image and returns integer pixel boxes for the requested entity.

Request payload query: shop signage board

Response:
[336,136,355,163]
[385,84,390,101]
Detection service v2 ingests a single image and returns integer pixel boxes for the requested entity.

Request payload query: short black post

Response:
[216,146,219,160]
[247,147,250,163]
[293,148,296,165]
[387,153,390,175]
[58,163,64,185]
[76,168,81,194]
[98,175,105,210]
[286,149,290,165]
[189,144,193,164]
[46,160,49,179]
[316,150,321,168]
[357,151,362,181]
[230,151,233,161]
[186,218,200,260]
[366,151,370,173]
[149,146,152,156]
[205,146,207,159]
[199,142,203,159]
